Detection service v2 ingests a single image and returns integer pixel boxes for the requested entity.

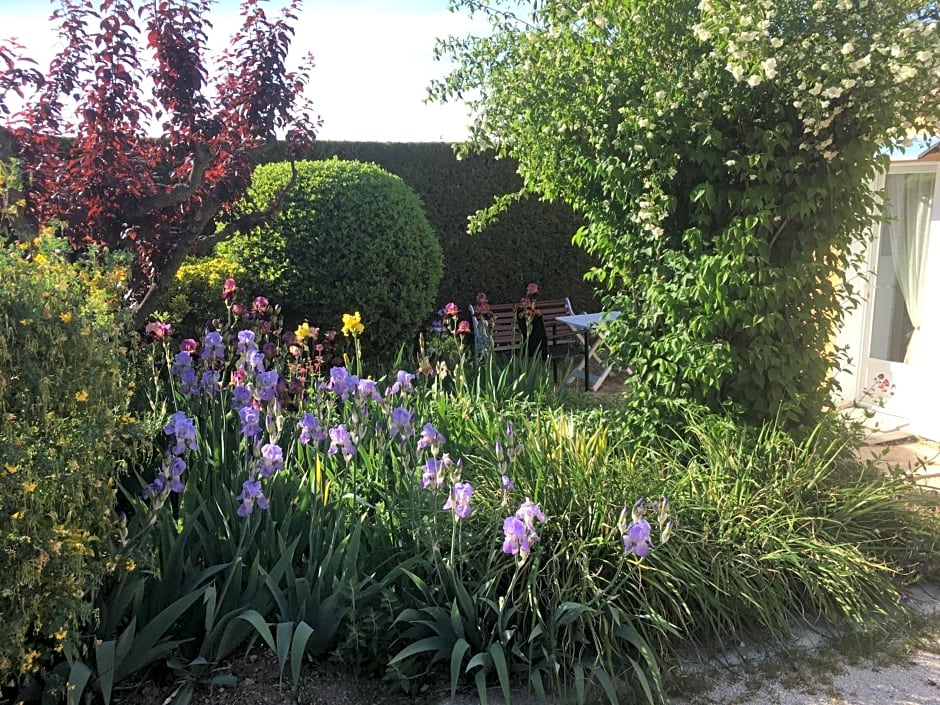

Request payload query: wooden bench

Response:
[469,297,578,355]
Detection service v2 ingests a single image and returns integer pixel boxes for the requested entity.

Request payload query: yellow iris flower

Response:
[295,320,314,342]
[341,311,365,337]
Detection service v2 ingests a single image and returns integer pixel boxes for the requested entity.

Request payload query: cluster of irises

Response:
[145,279,671,561]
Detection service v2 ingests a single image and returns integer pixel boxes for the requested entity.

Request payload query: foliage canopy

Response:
[432,0,940,428]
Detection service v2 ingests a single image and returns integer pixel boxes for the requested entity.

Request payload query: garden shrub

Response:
[0,232,134,687]
[433,0,940,433]
[221,158,443,359]
[154,250,245,339]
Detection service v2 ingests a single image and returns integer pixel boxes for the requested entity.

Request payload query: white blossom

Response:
[747,74,762,87]
[692,24,711,41]
[841,42,854,55]
[849,54,871,71]
[760,57,778,79]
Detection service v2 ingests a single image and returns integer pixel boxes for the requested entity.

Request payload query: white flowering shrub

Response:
[432,0,939,430]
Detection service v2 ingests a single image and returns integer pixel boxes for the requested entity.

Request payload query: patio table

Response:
[556,311,620,392]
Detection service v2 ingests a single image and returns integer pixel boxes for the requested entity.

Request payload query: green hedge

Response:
[257,142,599,313]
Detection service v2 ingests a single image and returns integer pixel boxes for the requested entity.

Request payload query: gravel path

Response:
[664,582,940,705]
[436,583,940,705]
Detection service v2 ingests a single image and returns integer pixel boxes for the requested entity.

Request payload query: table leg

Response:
[583,328,590,392]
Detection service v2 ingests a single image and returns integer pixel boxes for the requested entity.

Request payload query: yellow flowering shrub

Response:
[153,251,244,339]
[0,232,135,686]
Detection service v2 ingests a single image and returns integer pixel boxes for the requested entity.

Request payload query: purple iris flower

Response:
[168,456,186,493]
[236,478,269,517]
[327,424,357,459]
[619,496,665,558]
[259,443,284,478]
[324,367,358,400]
[163,411,198,455]
[257,369,280,402]
[502,498,546,559]
[239,406,262,439]
[515,498,546,531]
[171,352,200,396]
[203,331,224,361]
[171,351,193,377]
[246,349,267,373]
[298,412,326,445]
[622,519,652,558]
[417,423,446,454]
[443,482,473,519]
[236,330,257,354]
[200,369,220,397]
[231,384,252,409]
[389,406,414,441]
[142,475,166,500]
[502,516,531,557]
[420,457,445,490]
[500,475,515,492]
[356,379,382,404]
[386,370,415,396]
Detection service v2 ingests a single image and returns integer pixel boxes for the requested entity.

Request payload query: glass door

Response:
[861,169,937,425]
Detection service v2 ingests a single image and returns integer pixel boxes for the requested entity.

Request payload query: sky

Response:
[0,0,485,142]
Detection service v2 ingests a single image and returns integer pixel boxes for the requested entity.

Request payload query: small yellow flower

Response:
[341,311,365,337]
[22,481,36,493]
[125,559,136,572]
[11,510,24,520]
[75,390,89,403]
[20,649,40,673]
[59,312,73,323]
[4,464,17,474]
[54,628,68,642]
[120,413,135,425]
[34,253,47,264]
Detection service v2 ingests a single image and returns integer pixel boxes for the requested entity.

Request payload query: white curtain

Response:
[884,172,935,364]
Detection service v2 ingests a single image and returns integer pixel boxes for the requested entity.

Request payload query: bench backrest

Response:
[470,297,574,353]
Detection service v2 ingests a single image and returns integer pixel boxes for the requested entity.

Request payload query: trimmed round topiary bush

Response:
[221,158,444,358]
